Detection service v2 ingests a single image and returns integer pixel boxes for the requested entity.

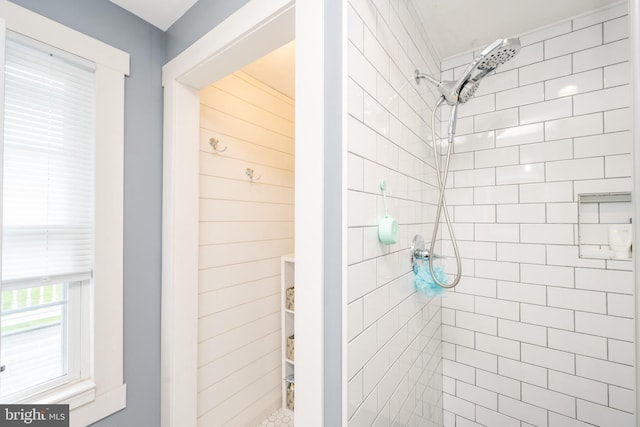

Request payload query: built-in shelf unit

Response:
[281,254,295,412]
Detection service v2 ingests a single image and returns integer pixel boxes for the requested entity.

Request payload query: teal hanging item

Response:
[414,262,448,297]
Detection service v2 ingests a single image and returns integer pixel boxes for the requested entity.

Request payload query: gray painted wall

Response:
[165,0,251,61]
[8,1,165,426]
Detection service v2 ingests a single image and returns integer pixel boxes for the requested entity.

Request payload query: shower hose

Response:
[427,96,462,288]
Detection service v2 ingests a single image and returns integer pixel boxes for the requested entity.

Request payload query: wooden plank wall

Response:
[197,71,295,427]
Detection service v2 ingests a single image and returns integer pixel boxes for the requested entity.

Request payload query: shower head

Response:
[415,37,521,106]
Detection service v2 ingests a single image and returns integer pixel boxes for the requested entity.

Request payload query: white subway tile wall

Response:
[347,0,443,426]
[439,5,634,427]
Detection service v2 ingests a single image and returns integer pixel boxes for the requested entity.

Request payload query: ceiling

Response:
[110,0,622,92]
[413,0,622,59]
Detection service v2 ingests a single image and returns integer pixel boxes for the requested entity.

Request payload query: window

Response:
[0,33,94,401]
[0,2,129,425]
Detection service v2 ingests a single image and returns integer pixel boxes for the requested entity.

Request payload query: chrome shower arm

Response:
[414,69,441,87]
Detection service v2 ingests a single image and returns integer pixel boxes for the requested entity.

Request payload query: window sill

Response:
[11,380,126,427]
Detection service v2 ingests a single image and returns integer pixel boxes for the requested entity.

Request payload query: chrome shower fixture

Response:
[413,37,521,291]
[415,37,521,106]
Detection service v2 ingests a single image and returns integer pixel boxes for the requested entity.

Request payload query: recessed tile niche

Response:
[578,192,632,259]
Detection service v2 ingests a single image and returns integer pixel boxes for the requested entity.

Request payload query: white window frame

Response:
[0,1,129,426]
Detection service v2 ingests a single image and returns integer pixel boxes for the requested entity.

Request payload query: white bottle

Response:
[609,225,632,259]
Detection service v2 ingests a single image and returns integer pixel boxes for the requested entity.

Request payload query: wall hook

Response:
[209,137,227,153]
[245,168,261,181]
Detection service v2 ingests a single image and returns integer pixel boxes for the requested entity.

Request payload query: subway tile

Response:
[475,296,520,321]
[457,346,497,373]
[363,286,390,327]
[443,394,475,420]
[520,21,572,46]
[499,358,548,387]
[348,299,364,341]
[452,275,497,297]
[577,400,634,427]
[456,311,497,335]
[605,154,632,178]
[454,168,495,188]
[348,153,365,191]
[575,268,633,294]
[604,107,631,132]
[521,263,574,287]
[442,292,475,312]
[455,205,495,223]
[453,131,495,153]
[475,260,519,281]
[520,181,573,203]
[456,381,498,411]
[441,51,474,71]
[547,287,606,314]
[607,293,634,318]
[348,227,364,265]
[549,370,607,405]
[608,339,635,365]
[348,323,377,378]
[475,146,519,168]
[476,370,521,399]
[496,163,545,185]
[442,324,474,347]
[548,329,607,359]
[573,177,631,199]
[545,113,603,140]
[363,93,390,137]
[604,15,629,43]
[522,384,576,418]
[544,25,602,59]
[348,370,363,418]
[604,62,630,87]
[348,5,365,51]
[574,131,632,158]
[521,343,575,373]
[475,108,519,133]
[348,258,377,302]
[457,93,495,118]
[573,39,629,73]
[575,311,634,341]
[546,203,579,224]
[498,396,547,427]
[443,359,476,383]
[348,42,377,97]
[520,97,573,125]
[521,224,574,245]
[475,69,519,96]
[475,224,519,243]
[521,303,574,330]
[499,318,547,346]
[474,185,519,205]
[349,116,378,159]
[445,187,474,205]
[547,157,604,182]
[476,407,520,427]
[448,152,474,171]
[476,333,520,359]
[496,83,544,110]
[609,385,635,413]
[496,123,545,147]
[572,2,627,29]
[497,280,546,305]
[497,204,546,224]
[574,85,631,116]
[520,139,573,163]
[520,55,572,85]
[545,69,602,99]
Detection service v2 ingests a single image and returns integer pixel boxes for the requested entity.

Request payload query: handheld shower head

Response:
[415,37,521,105]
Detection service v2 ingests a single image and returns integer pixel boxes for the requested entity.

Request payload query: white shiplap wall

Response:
[197,71,295,427]
[347,0,444,425]
[440,4,635,426]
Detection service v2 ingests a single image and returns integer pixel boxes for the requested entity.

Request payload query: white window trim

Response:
[0,1,129,426]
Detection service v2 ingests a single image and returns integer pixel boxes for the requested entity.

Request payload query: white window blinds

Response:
[2,34,95,285]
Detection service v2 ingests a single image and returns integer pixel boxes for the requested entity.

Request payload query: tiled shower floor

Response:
[257,408,294,427]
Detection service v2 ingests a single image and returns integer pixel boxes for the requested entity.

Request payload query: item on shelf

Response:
[286,376,294,411]
[287,334,295,361]
[285,286,295,311]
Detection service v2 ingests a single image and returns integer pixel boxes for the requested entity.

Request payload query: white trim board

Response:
[160,1,326,426]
